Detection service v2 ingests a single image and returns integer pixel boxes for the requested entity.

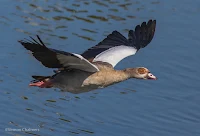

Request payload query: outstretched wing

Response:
[82,20,156,67]
[19,36,99,72]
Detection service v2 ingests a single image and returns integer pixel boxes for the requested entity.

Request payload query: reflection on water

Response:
[1,0,200,136]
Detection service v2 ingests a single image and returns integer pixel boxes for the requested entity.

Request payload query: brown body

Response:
[47,63,154,94]
[51,63,127,93]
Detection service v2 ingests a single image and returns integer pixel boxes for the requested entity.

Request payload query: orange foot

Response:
[29,81,52,88]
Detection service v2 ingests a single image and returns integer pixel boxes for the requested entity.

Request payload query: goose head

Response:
[125,67,157,80]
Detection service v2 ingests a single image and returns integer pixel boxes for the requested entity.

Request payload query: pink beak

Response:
[147,73,157,80]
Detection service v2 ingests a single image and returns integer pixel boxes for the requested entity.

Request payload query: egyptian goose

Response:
[19,20,156,94]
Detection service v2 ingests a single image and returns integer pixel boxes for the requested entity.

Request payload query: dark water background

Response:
[0,0,200,135]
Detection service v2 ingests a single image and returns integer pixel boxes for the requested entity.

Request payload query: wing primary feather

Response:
[29,36,40,45]
[128,19,156,50]
[24,38,35,44]
[37,35,46,47]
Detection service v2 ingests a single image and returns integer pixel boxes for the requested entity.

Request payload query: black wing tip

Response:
[18,38,29,44]
[129,19,157,50]
[145,19,156,24]
[18,35,49,53]
[148,19,156,29]
[96,30,128,47]
[18,35,44,44]
[136,19,156,30]
[36,35,46,47]
[18,40,25,46]
[112,30,119,34]
[148,19,156,28]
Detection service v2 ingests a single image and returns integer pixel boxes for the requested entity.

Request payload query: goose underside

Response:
[29,70,101,93]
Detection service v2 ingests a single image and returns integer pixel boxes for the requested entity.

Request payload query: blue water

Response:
[0,0,200,135]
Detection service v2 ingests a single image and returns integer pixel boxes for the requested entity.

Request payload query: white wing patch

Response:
[93,45,137,67]
[57,53,99,72]
[73,53,100,71]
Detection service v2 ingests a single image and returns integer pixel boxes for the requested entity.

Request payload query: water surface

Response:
[0,0,200,136]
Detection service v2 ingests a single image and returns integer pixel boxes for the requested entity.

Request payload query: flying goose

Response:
[19,20,156,94]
